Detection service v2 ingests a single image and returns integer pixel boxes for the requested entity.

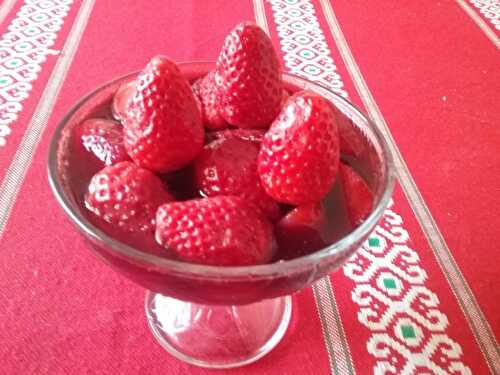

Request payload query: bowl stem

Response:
[145,291,292,368]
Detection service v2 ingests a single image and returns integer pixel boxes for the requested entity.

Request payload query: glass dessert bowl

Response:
[48,62,394,369]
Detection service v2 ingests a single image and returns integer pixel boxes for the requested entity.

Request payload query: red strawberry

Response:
[194,136,281,221]
[155,196,275,266]
[205,128,266,144]
[339,163,373,226]
[85,161,174,232]
[123,56,204,173]
[192,71,228,130]
[77,118,130,166]
[112,80,135,122]
[275,202,329,259]
[258,91,340,205]
[215,22,282,128]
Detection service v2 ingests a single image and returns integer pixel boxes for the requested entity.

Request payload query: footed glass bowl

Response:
[48,62,394,369]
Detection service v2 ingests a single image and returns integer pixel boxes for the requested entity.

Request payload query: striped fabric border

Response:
[313,279,355,375]
[456,0,500,48]
[0,0,75,147]
[253,0,270,36]
[0,0,95,237]
[468,0,500,31]
[0,0,17,26]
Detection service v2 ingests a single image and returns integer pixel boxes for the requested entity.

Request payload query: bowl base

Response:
[145,292,292,369]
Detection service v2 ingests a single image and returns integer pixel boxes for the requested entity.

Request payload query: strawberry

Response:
[85,161,174,232]
[258,91,340,205]
[205,128,266,144]
[192,71,228,130]
[112,80,135,122]
[77,118,130,166]
[123,56,204,173]
[194,136,281,221]
[339,163,373,226]
[215,22,282,128]
[275,202,329,259]
[155,196,274,266]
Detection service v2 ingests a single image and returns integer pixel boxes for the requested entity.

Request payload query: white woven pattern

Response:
[0,0,73,146]
[469,0,500,30]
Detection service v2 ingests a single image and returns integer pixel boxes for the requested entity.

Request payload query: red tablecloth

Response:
[0,1,498,374]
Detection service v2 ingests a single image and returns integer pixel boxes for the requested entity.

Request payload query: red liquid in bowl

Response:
[53,63,387,304]
[66,84,356,261]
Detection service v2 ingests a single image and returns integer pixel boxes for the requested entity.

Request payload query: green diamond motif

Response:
[294,35,311,45]
[383,278,396,289]
[285,0,298,4]
[368,237,380,247]
[401,325,416,339]
[291,22,305,30]
[299,49,313,58]
[304,65,320,75]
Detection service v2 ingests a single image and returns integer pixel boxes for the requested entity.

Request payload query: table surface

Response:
[0,1,498,374]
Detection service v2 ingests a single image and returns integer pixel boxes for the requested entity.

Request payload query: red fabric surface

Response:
[0,0,498,374]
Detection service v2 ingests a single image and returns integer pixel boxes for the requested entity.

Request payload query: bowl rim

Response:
[47,61,395,279]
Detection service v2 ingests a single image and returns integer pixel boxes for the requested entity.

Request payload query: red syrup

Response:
[65,76,361,265]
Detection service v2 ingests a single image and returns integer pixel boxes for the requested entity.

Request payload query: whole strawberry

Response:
[215,22,282,128]
[339,163,373,226]
[258,91,340,205]
[112,80,135,122]
[123,56,204,173]
[194,136,281,221]
[192,71,227,130]
[77,118,130,166]
[85,161,174,232]
[155,196,275,266]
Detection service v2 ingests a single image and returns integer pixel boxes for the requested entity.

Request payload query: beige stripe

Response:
[456,0,500,49]
[313,279,355,375]
[319,0,500,373]
[252,0,270,35]
[253,1,355,374]
[0,0,95,236]
[0,0,16,26]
